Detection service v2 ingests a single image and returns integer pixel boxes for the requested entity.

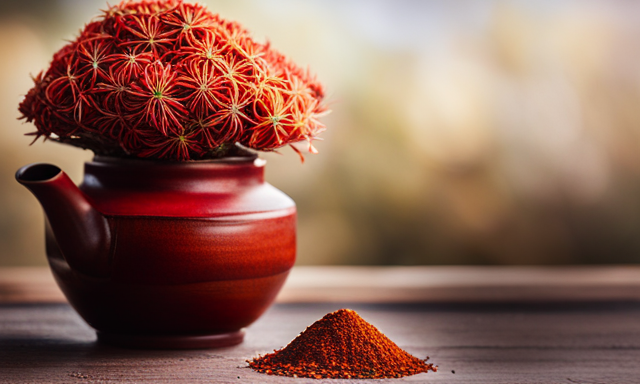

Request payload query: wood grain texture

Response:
[280,266,640,303]
[3,267,640,382]
[2,266,640,304]
[1,302,640,383]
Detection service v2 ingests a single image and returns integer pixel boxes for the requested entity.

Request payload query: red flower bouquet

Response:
[19,0,327,160]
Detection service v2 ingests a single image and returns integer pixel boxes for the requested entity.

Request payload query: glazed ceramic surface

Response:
[16,156,296,348]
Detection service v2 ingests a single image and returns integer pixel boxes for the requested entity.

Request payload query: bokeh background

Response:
[3,0,640,266]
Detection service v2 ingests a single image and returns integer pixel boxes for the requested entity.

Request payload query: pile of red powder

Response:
[248,308,437,379]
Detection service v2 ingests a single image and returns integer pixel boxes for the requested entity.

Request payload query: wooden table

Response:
[2,266,640,383]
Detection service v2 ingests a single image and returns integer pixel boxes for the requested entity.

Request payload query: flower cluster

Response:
[19,0,327,160]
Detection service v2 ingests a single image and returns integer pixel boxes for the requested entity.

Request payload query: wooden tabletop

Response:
[2,266,640,383]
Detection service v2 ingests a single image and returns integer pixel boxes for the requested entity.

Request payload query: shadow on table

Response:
[0,304,240,372]
[0,336,201,365]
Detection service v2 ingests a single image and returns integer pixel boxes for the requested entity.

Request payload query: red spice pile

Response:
[248,309,437,379]
[19,0,326,161]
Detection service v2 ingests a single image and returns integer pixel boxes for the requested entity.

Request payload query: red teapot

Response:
[16,156,296,349]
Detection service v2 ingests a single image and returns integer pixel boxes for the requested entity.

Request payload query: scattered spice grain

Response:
[248,308,437,379]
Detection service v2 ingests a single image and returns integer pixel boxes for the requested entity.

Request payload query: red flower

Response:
[163,2,215,45]
[76,37,114,87]
[211,83,257,144]
[128,61,188,135]
[19,0,327,161]
[250,85,295,149]
[138,126,204,160]
[176,60,227,112]
[116,13,179,56]
[179,31,223,64]
[107,47,154,83]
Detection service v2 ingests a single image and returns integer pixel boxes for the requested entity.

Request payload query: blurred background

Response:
[3,0,640,266]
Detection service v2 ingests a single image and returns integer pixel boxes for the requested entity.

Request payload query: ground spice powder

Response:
[248,309,437,379]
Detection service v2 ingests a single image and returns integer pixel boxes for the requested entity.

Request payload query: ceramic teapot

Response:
[16,156,296,349]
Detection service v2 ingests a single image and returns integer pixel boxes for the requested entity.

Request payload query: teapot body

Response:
[43,156,296,348]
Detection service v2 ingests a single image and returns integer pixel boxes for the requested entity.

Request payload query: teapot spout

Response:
[16,163,111,277]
